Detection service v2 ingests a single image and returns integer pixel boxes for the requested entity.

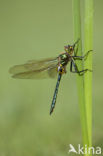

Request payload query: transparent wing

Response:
[11,66,58,79]
[9,57,59,79]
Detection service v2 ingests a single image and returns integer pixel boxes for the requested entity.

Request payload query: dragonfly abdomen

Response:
[50,73,62,115]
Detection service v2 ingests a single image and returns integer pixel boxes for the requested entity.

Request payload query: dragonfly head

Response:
[64,38,80,55]
[64,45,74,55]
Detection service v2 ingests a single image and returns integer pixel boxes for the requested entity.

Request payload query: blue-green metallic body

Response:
[50,73,62,115]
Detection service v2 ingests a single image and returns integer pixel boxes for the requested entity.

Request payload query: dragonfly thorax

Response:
[59,53,71,67]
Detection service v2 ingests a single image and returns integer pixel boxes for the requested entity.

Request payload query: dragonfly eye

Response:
[64,46,69,52]
[66,45,74,54]
[69,46,73,51]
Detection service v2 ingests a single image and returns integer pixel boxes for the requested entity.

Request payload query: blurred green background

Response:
[0,0,103,155]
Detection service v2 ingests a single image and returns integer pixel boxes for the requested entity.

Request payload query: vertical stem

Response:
[72,0,93,155]
[72,0,89,149]
[84,0,93,148]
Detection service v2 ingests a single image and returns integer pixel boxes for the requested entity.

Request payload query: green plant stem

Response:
[84,0,93,148]
[72,0,89,148]
[72,0,93,155]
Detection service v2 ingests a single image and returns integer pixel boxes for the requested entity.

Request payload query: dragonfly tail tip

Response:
[50,109,53,115]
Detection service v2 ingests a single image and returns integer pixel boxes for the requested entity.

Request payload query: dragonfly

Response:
[9,39,91,115]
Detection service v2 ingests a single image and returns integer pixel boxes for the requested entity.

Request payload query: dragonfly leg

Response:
[70,59,92,76]
[73,50,93,60]
[74,42,79,56]
[73,38,80,56]
[70,59,79,73]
